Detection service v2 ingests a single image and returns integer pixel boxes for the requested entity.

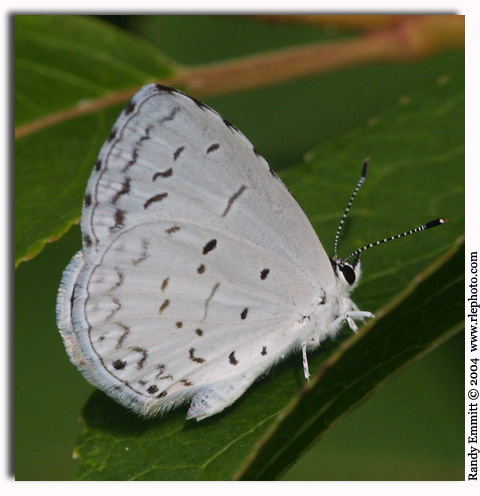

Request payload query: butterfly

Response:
[57,84,445,420]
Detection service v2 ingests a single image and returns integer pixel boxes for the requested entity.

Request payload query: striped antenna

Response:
[334,159,369,257]
[342,218,448,263]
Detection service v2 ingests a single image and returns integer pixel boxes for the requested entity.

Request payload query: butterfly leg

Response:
[346,315,359,332]
[330,310,374,333]
[301,342,310,381]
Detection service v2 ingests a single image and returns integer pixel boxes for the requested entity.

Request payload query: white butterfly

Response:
[57,84,445,420]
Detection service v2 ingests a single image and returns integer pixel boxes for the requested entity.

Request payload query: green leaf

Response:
[72,72,463,480]
[15,15,176,267]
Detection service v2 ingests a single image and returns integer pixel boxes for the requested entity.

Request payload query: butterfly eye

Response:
[340,264,356,285]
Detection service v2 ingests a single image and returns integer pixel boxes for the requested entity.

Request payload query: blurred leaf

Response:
[73,72,463,480]
[15,15,176,266]
[15,15,176,127]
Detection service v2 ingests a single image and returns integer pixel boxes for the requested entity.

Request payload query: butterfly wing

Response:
[57,84,336,419]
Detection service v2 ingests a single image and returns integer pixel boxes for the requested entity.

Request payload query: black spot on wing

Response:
[123,148,139,173]
[202,239,217,255]
[109,267,125,292]
[111,177,131,205]
[228,352,238,365]
[130,346,148,370]
[222,185,247,217]
[166,226,180,235]
[106,296,121,320]
[110,209,126,231]
[189,348,206,363]
[203,282,220,320]
[160,106,180,123]
[144,192,168,209]
[206,143,220,154]
[159,299,170,314]
[124,100,136,115]
[132,239,150,266]
[112,359,126,370]
[240,308,249,320]
[107,128,117,142]
[260,268,270,280]
[152,168,173,181]
[173,146,185,161]
[155,364,173,381]
[115,323,130,349]
[138,125,152,145]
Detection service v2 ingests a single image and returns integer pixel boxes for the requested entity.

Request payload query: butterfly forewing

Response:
[59,84,335,418]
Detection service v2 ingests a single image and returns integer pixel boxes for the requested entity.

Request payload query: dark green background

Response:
[15,15,464,480]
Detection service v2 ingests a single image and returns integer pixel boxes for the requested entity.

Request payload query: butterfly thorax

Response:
[297,258,362,348]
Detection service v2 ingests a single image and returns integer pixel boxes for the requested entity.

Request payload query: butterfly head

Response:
[330,255,362,290]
